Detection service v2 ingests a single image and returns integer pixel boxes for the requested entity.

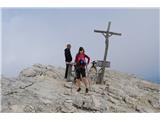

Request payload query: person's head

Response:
[67,44,71,49]
[78,47,85,54]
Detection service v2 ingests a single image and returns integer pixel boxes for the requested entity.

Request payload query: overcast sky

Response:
[1,8,159,83]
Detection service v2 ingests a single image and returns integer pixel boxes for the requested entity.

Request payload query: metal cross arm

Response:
[94,30,122,36]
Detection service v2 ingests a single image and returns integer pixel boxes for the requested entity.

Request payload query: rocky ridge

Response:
[1,64,160,112]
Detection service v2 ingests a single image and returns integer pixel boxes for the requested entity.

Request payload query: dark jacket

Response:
[64,48,72,62]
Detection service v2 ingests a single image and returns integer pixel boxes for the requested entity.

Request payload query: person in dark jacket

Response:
[64,44,72,79]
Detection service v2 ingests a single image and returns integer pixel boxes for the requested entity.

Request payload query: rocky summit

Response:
[1,64,160,112]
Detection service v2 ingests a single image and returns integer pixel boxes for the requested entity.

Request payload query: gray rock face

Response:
[72,93,107,112]
[64,82,73,89]
[1,64,160,113]
[20,68,37,77]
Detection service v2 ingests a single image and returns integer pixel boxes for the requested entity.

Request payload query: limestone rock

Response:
[45,71,57,79]
[20,68,37,77]
[23,105,36,112]
[1,64,160,113]
[64,82,72,89]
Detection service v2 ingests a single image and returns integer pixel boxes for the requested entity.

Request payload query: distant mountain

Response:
[1,64,160,112]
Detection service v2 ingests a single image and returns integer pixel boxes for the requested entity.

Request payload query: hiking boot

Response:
[85,88,89,93]
[77,88,81,92]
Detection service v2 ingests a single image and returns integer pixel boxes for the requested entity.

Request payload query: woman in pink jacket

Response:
[75,47,90,93]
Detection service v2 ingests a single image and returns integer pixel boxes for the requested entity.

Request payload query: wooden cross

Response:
[94,21,122,84]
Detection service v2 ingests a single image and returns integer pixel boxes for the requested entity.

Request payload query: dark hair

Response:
[79,47,83,51]
[78,47,84,54]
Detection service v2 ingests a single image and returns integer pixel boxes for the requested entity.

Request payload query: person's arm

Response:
[85,54,90,64]
[75,54,78,63]
[64,49,67,61]
[74,54,78,68]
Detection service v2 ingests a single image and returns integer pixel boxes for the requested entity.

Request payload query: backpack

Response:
[77,54,86,66]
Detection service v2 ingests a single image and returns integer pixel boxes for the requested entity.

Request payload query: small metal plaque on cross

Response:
[96,60,110,68]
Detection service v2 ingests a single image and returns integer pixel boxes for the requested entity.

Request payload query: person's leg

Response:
[76,68,81,92]
[76,79,81,89]
[82,77,89,93]
[81,68,89,93]
[64,64,69,79]
[82,77,89,88]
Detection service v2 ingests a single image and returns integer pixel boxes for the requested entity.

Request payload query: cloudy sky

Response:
[1,8,159,83]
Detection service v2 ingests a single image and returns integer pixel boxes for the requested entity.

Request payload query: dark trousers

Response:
[65,64,69,79]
